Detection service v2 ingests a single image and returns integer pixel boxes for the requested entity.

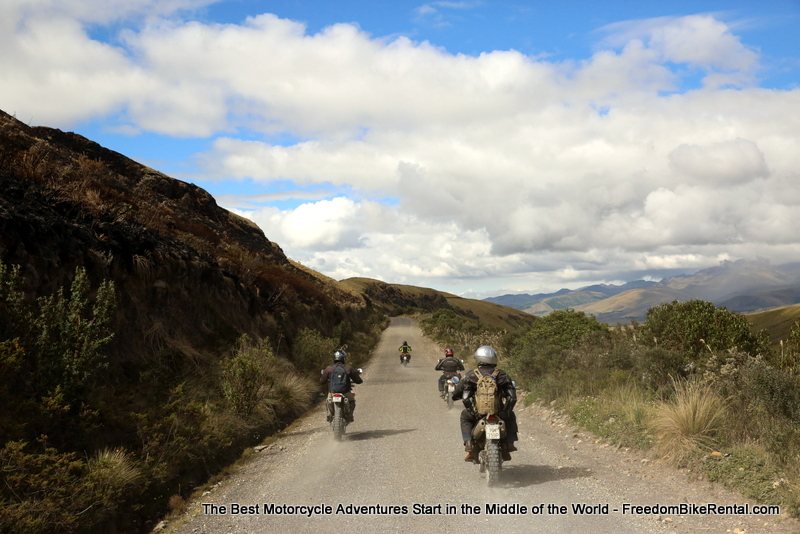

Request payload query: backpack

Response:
[474,368,501,415]
[329,363,349,393]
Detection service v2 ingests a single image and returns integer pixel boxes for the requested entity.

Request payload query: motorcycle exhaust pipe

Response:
[472,418,506,439]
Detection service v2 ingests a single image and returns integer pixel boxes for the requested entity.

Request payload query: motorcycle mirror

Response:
[512,380,517,388]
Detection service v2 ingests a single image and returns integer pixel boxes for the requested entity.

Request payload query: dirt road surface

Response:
[167,317,798,534]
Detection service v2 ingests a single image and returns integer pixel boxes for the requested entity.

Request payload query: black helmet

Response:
[333,350,346,363]
[403,340,408,345]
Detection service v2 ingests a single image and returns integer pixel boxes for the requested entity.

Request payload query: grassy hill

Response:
[340,277,534,329]
[746,303,800,343]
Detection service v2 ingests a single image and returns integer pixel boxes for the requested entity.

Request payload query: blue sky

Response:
[2,0,799,296]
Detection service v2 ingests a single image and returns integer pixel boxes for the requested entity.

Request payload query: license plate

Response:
[448,384,455,392]
[332,395,343,403]
[486,424,501,439]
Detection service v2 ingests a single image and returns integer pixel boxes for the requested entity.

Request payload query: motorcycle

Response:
[326,392,351,441]
[441,374,461,409]
[325,368,362,441]
[469,413,507,486]
[400,353,410,366]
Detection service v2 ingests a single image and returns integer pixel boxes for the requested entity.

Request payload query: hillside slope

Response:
[0,110,381,531]
[340,277,535,329]
[575,260,800,323]
[746,303,800,343]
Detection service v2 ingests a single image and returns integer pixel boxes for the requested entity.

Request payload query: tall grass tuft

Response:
[652,378,727,464]
[269,371,317,417]
[87,447,142,493]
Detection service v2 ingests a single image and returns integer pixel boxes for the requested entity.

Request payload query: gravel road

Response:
[166,317,799,534]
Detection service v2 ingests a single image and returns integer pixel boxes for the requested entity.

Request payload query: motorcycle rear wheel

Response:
[332,405,345,441]
[485,440,502,486]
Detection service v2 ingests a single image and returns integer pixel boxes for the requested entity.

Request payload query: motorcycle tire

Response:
[485,440,502,486]
[332,404,345,441]
[447,393,454,410]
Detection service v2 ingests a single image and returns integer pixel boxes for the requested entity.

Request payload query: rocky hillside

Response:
[0,109,383,531]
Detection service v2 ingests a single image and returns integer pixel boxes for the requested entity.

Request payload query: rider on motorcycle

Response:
[452,345,519,462]
[435,347,464,396]
[398,340,412,363]
[320,349,363,422]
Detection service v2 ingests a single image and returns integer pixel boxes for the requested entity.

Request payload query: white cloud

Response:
[669,138,768,185]
[240,197,363,250]
[2,7,799,294]
[599,14,759,87]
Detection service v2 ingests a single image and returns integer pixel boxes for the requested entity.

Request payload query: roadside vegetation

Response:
[421,301,800,516]
[0,262,387,532]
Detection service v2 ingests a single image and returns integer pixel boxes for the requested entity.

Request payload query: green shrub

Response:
[32,267,116,407]
[633,346,691,390]
[222,336,275,416]
[642,300,767,357]
[291,327,338,372]
[508,310,608,384]
[0,263,116,446]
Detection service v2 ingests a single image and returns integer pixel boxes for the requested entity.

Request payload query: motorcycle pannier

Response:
[474,368,500,415]
[329,364,349,393]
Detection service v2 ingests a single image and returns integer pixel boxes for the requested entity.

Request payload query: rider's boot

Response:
[464,440,476,462]
[501,442,512,461]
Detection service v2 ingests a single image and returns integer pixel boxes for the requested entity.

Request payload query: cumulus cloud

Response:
[669,138,768,185]
[599,14,759,86]
[240,197,365,250]
[2,5,799,293]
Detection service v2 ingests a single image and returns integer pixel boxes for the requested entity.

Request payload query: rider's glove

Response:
[505,388,517,412]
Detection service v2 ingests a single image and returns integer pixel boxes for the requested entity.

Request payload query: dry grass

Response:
[168,494,186,514]
[652,378,727,464]
[268,371,317,416]
[87,448,141,492]
[606,381,653,428]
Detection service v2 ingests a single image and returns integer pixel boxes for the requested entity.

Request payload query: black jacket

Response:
[320,363,363,393]
[435,356,465,374]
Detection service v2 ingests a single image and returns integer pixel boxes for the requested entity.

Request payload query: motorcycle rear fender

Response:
[471,417,506,440]
[326,394,350,413]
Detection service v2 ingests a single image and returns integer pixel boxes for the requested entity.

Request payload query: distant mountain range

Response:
[485,260,800,323]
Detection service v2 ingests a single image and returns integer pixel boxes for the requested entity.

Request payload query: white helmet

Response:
[474,345,498,366]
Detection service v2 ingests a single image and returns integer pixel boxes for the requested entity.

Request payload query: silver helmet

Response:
[474,345,498,366]
[333,350,346,363]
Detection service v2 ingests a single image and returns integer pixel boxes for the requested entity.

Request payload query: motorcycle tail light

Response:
[487,415,497,423]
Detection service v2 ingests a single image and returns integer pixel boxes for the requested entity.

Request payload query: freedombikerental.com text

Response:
[201,501,781,517]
